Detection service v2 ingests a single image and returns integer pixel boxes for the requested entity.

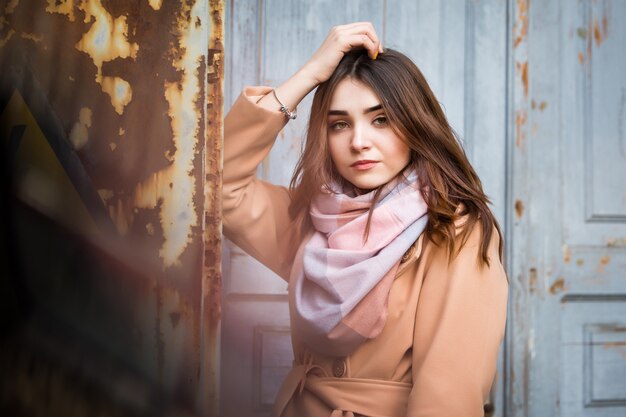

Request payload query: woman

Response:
[223,22,508,417]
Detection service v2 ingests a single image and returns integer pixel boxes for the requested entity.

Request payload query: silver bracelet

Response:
[272,89,297,120]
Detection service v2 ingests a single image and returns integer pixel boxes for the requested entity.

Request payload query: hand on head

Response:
[300,22,383,86]
[259,22,382,114]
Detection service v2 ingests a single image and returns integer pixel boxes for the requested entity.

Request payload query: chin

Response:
[348,179,387,192]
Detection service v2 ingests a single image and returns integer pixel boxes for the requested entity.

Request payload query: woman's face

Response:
[326,77,411,192]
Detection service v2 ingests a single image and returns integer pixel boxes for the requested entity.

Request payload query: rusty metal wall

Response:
[0,1,223,416]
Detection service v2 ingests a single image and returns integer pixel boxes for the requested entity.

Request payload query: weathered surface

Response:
[1,1,223,415]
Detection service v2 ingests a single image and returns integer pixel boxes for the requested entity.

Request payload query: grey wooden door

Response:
[508,0,626,416]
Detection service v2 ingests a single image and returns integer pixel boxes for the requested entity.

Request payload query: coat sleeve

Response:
[222,86,303,281]
[407,225,508,417]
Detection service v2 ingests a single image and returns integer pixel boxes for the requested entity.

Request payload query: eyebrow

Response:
[327,104,383,116]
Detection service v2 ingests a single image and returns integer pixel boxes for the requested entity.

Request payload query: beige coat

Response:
[223,87,509,417]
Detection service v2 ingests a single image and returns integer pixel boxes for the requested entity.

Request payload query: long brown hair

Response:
[289,48,503,265]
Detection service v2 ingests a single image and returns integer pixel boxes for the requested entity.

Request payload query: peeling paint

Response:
[45,0,76,22]
[69,107,93,150]
[101,76,132,114]
[134,0,207,268]
[148,0,163,11]
[118,127,125,136]
[74,0,138,115]
[562,245,571,263]
[549,277,565,295]
[75,0,139,78]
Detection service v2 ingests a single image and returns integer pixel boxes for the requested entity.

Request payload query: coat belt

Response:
[271,361,411,417]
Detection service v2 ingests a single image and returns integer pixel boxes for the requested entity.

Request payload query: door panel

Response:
[508,0,626,416]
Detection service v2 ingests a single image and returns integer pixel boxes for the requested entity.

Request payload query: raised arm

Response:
[223,22,383,280]
[407,225,508,417]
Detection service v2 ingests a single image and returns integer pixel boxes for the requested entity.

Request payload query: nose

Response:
[350,124,371,152]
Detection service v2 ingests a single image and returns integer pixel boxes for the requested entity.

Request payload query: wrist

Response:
[293,64,323,92]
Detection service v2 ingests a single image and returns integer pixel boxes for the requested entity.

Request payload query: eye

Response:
[329,121,349,131]
[372,115,388,126]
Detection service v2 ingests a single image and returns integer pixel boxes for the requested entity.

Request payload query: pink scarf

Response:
[291,171,428,356]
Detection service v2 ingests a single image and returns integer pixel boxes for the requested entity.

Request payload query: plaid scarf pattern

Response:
[291,171,428,356]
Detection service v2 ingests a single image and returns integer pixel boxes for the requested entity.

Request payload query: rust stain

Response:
[539,101,547,111]
[576,258,584,266]
[20,32,44,43]
[516,61,529,97]
[154,284,164,381]
[529,267,537,293]
[4,0,19,14]
[597,255,610,273]
[513,0,528,49]
[592,14,609,48]
[202,1,224,415]
[603,342,626,361]
[515,199,524,219]
[134,0,208,268]
[549,277,565,295]
[516,109,527,149]
[593,19,603,47]
[562,245,571,263]
[0,29,15,47]
[531,122,538,137]
[577,27,587,39]
[578,52,585,65]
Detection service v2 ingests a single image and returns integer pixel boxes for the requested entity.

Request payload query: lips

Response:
[350,160,378,170]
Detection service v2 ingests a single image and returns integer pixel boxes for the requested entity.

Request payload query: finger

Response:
[337,22,381,58]
[344,33,377,59]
